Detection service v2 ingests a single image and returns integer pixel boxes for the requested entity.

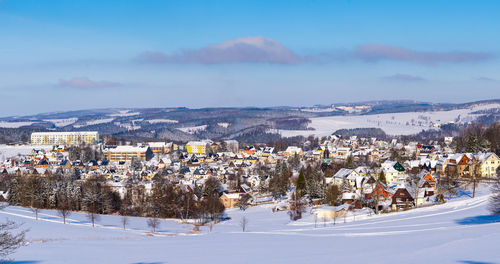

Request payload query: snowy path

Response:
[1,192,500,263]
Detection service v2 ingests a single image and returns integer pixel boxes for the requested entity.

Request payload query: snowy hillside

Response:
[1,186,499,263]
[278,102,500,137]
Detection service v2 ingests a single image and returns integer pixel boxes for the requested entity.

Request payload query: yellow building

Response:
[104,146,153,162]
[186,140,212,154]
[31,131,99,145]
[220,193,242,208]
[475,153,500,177]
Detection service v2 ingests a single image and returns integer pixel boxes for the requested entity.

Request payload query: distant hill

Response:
[0,99,498,143]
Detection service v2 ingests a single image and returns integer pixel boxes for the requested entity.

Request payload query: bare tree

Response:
[121,215,129,230]
[56,192,71,224]
[0,204,27,260]
[412,174,422,208]
[236,194,252,211]
[30,205,41,221]
[87,210,100,228]
[83,178,102,228]
[26,176,43,221]
[489,172,500,215]
[57,202,71,224]
[288,191,305,221]
[239,216,248,232]
[147,216,161,233]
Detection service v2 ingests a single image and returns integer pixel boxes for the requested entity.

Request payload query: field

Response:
[278,103,500,137]
[1,185,499,264]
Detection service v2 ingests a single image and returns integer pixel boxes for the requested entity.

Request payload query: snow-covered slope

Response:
[1,186,499,263]
[279,103,500,137]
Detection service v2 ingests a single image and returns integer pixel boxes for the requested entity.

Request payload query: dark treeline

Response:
[453,123,500,155]
[2,174,225,223]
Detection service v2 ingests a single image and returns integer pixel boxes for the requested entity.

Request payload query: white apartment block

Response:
[31,131,99,145]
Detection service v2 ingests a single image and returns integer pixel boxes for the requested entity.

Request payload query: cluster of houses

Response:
[0,132,499,212]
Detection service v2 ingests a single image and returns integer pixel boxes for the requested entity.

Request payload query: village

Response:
[0,130,498,225]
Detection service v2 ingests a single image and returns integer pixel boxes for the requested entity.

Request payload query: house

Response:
[365,182,394,201]
[147,142,170,154]
[35,159,49,168]
[420,145,436,154]
[186,140,212,155]
[328,168,359,186]
[381,161,406,184]
[59,159,71,169]
[284,146,303,156]
[391,188,414,209]
[474,152,500,177]
[417,170,437,195]
[104,146,153,162]
[220,193,241,208]
[446,154,471,177]
[341,193,362,209]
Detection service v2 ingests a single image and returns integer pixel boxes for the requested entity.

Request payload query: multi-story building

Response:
[103,146,153,162]
[31,131,99,145]
[147,142,172,154]
[186,140,212,154]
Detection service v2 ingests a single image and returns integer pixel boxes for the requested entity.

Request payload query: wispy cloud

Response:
[57,77,122,89]
[137,38,494,66]
[354,44,493,64]
[383,74,426,82]
[137,36,300,64]
[474,76,497,82]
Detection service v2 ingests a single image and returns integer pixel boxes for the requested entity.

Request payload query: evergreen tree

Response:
[324,184,341,206]
[341,179,351,193]
[379,171,387,184]
[346,155,354,169]
[466,134,478,153]
[296,169,306,196]
[306,166,324,199]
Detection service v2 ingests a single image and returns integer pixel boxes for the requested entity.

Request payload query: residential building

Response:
[104,146,153,162]
[31,131,99,145]
[186,140,212,154]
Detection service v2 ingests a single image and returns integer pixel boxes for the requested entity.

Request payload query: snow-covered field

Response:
[2,186,499,263]
[73,118,114,128]
[218,122,230,128]
[0,144,52,161]
[279,103,500,137]
[108,110,140,117]
[43,118,78,127]
[0,121,34,128]
[178,125,208,134]
[147,119,179,124]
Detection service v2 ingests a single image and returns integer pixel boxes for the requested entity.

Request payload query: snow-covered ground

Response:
[2,186,499,263]
[108,110,140,117]
[278,103,500,137]
[0,144,52,161]
[178,125,208,134]
[147,119,179,124]
[218,122,230,128]
[73,118,114,128]
[0,121,34,128]
[43,118,78,127]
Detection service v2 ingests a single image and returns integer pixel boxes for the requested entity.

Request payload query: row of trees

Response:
[3,174,225,227]
[454,123,500,155]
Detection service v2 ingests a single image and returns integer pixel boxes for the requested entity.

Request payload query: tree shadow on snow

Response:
[457,260,497,264]
[455,215,500,225]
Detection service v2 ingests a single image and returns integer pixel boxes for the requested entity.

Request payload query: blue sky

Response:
[0,0,499,115]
